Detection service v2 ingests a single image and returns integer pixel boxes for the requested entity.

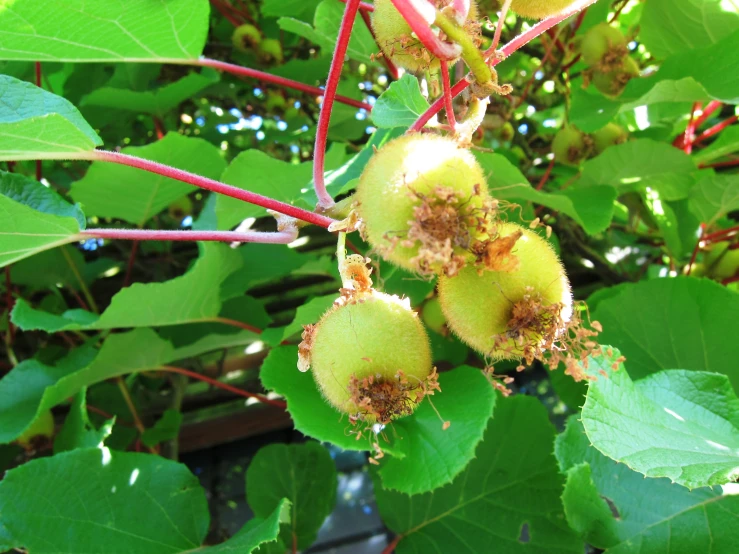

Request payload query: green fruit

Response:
[168,196,194,220]
[581,23,628,71]
[356,133,493,276]
[496,121,515,142]
[438,223,572,359]
[304,291,433,423]
[553,125,589,166]
[421,296,446,334]
[265,91,287,112]
[232,24,262,52]
[371,0,479,73]
[509,0,579,19]
[591,55,639,97]
[705,243,739,280]
[257,38,284,64]
[592,123,629,154]
[16,410,54,449]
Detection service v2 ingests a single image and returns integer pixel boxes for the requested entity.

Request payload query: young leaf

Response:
[0,0,209,61]
[0,75,102,160]
[54,387,115,453]
[593,277,739,390]
[375,395,582,553]
[0,172,84,267]
[371,74,430,129]
[200,499,290,553]
[246,442,337,550]
[557,417,739,553]
[581,352,739,489]
[141,410,182,448]
[71,133,226,226]
[0,448,209,552]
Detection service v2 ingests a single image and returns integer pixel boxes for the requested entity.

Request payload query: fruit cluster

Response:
[553,122,629,166]
[580,23,639,97]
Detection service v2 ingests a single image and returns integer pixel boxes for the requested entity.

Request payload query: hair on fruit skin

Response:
[438,222,572,360]
[356,133,498,277]
[371,0,479,73]
[581,23,628,71]
[509,0,579,20]
[591,56,639,97]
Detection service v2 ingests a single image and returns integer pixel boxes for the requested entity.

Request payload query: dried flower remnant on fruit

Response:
[298,324,316,373]
[340,254,374,293]
[475,228,522,273]
[484,366,515,396]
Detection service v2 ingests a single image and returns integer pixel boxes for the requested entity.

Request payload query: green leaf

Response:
[694,126,739,165]
[216,150,312,230]
[593,277,739,390]
[281,294,335,341]
[0,328,174,444]
[476,152,617,235]
[200,499,289,553]
[81,70,219,116]
[557,417,739,553]
[689,173,739,224]
[0,172,83,267]
[375,366,496,494]
[261,0,321,22]
[12,242,242,331]
[0,448,209,553]
[141,409,182,448]
[220,244,308,298]
[375,395,581,553]
[371,74,430,129]
[640,0,739,58]
[246,442,337,550]
[0,75,101,160]
[0,0,209,61]
[581,352,739,489]
[71,133,226,226]
[54,388,114,453]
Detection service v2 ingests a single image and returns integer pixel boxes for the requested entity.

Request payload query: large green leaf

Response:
[71,133,226,226]
[216,150,312,230]
[200,500,289,553]
[640,0,739,58]
[0,172,83,267]
[280,294,335,341]
[581,352,739,489]
[557,417,739,553]
[246,442,337,550]
[376,395,582,553]
[689,173,739,224]
[476,152,617,235]
[0,74,101,160]
[592,277,739,390]
[0,328,174,444]
[260,347,494,493]
[0,0,209,61]
[12,242,242,331]
[371,74,430,129]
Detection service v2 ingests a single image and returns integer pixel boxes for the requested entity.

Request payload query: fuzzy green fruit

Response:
[510,0,579,19]
[553,125,590,166]
[581,23,628,71]
[592,123,628,154]
[168,196,194,220]
[265,91,287,112]
[16,410,54,449]
[705,243,739,280]
[232,24,262,52]
[438,223,572,359]
[371,0,479,73]
[257,38,284,64]
[305,291,432,422]
[592,55,639,97]
[421,296,446,335]
[356,134,492,276]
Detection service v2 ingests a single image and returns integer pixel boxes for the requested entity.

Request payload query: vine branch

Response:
[79,228,298,244]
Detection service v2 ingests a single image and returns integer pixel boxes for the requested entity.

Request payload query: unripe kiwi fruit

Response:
[257,38,284,64]
[371,0,479,73]
[581,23,628,70]
[168,196,194,220]
[509,0,579,20]
[592,56,639,97]
[438,223,572,358]
[421,296,447,335]
[705,243,739,280]
[553,125,590,166]
[305,291,432,422]
[592,123,628,154]
[16,410,54,450]
[356,134,491,276]
[232,24,262,52]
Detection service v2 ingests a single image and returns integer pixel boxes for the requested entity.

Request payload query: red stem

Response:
[536,158,556,190]
[722,274,739,286]
[440,60,457,129]
[693,100,723,129]
[313,0,362,209]
[212,317,263,335]
[80,228,298,244]
[87,150,336,228]
[152,117,166,140]
[359,8,400,80]
[381,535,402,554]
[193,58,372,111]
[693,115,738,146]
[123,240,140,287]
[389,0,462,61]
[608,0,629,23]
[338,0,375,12]
[411,0,600,132]
[210,0,244,26]
[681,101,702,154]
[491,0,512,53]
[573,7,588,31]
[702,225,739,243]
[158,365,287,408]
[518,27,561,108]
[699,157,739,170]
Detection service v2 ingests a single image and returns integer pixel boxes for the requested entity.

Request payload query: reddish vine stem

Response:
[123,240,140,287]
[693,115,738,146]
[536,158,556,190]
[681,101,702,154]
[411,0,600,132]
[80,228,299,244]
[313,0,362,209]
[337,0,374,11]
[572,7,589,31]
[85,150,336,228]
[158,365,287,408]
[608,0,629,23]
[702,225,739,243]
[491,0,513,53]
[192,58,372,111]
[115,377,159,455]
[389,0,462,61]
[358,8,400,80]
[211,316,263,335]
[381,535,402,554]
[517,26,562,108]
[439,60,457,129]
[693,100,723,128]
[209,0,244,26]
[699,157,739,170]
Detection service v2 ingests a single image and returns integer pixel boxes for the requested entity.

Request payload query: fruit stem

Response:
[79,227,299,244]
[439,60,457,129]
[410,0,600,132]
[192,58,372,111]
[336,231,351,287]
[83,150,337,229]
[389,0,462,61]
[313,0,362,210]
[434,8,493,88]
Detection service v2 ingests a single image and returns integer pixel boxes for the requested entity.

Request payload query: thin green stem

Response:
[434,9,492,89]
[60,245,99,314]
